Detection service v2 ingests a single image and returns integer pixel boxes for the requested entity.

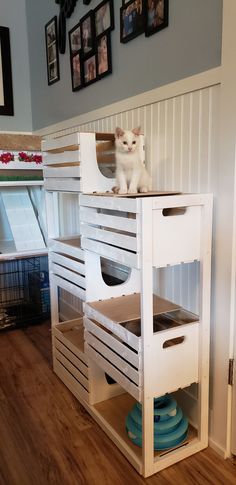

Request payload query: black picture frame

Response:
[83,53,97,87]
[80,11,95,56]
[71,52,84,91]
[69,22,82,56]
[97,32,112,79]
[144,0,168,37]
[120,0,145,44]
[0,27,14,116]
[45,16,60,85]
[94,0,114,37]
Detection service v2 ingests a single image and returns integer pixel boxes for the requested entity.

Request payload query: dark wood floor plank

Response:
[0,321,235,485]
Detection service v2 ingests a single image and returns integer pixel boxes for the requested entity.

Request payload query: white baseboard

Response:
[208,437,227,458]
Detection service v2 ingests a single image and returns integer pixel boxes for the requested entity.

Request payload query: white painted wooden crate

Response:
[42,132,118,193]
[84,294,199,402]
[80,193,204,269]
[49,236,140,304]
[52,317,126,405]
[49,238,86,301]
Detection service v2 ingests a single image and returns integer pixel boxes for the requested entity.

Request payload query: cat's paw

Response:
[139,186,148,193]
[118,188,128,194]
[128,187,138,194]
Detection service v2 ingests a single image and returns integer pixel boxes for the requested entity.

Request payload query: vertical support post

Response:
[45,191,60,240]
[198,195,213,445]
[140,197,154,477]
[49,275,59,327]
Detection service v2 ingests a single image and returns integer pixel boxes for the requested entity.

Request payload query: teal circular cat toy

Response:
[126,395,188,450]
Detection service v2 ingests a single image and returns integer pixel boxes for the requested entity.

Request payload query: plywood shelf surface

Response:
[86,293,181,325]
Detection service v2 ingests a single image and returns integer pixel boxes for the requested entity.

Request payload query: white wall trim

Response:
[208,437,228,459]
[0,131,34,135]
[35,67,221,137]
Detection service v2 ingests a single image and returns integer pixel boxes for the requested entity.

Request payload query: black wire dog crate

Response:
[0,255,50,331]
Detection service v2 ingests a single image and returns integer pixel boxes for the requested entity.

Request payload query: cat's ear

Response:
[132,126,141,136]
[115,127,124,138]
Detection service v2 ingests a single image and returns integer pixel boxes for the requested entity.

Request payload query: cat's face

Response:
[115,127,141,153]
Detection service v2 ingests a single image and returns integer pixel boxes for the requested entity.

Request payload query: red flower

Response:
[0,152,14,163]
[32,154,42,164]
[18,152,42,163]
[18,151,31,161]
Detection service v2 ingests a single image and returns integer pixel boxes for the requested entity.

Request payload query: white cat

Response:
[114,126,151,194]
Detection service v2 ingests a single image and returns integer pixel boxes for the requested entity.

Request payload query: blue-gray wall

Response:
[2,0,223,132]
[0,0,32,132]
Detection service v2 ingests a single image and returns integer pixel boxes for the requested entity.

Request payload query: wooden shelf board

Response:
[84,191,181,198]
[0,181,43,187]
[87,293,181,325]
[93,393,198,463]
[0,162,42,170]
[94,393,142,461]
[0,240,48,259]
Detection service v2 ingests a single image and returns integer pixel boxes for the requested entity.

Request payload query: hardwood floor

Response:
[0,321,235,485]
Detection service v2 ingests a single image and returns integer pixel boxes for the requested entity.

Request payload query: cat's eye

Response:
[132,141,136,144]
[123,141,128,145]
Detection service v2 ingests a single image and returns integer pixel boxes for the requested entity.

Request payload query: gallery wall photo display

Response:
[68,0,114,92]
[145,0,169,37]
[83,53,97,86]
[94,0,115,37]
[0,26,14,116]
[45,16,60,85]
[97,32,112,79]
[120,0,144,43]
[120,0,168,43]
[70,51,83,91]
[80,10,95,56]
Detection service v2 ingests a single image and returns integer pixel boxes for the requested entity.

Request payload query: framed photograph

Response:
[145,0,169,37]
[71,52,83,91]
[97,33,112,79]
[0,26,14,116]
[81,11,94,55]
[120,0,144,44]
[94,0,114,37]
[45,16,60,85]
[83,54,97,86]
[69,22,82,55]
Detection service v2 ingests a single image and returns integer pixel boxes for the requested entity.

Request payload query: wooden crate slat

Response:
[43,150,80,165]
[81,238,139,268]
[53,319,87,365]
[85,331,140,386]
[82,225,137,252]
[43,165,81,178]
[80,194,138,213]
[51,262,86,289]
[49,236,84,260]
[54,339,88,378]
[84,317,140,368]
[44,178,81,192]
[84,304,140,351]
[80,207,137,233]
[85,343,141,402]
[50,251,85,275]
[53,358,89,403]
[42,133,80,151]
[51,274,86,300]
[54,348,89,390]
